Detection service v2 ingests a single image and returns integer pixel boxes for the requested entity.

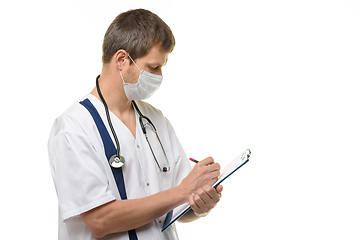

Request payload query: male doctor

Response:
[48,9,222,240]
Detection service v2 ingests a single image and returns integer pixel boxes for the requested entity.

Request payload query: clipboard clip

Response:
[241,149,251,162]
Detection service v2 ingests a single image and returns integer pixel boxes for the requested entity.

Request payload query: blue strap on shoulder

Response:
[80,98,138,240]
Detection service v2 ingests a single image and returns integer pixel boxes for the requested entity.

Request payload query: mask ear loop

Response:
[119,70,126,84]
[127,54,141,72]
[120,54,141,84]
[119,54,141,84]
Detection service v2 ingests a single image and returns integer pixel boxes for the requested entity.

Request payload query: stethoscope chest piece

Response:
[109,155,125,168]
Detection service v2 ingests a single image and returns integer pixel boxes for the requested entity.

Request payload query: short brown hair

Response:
[102,9,175,64]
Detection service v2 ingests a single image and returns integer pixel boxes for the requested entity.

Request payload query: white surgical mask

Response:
[119,54,163,100]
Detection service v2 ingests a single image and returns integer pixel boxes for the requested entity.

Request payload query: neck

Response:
[90,66,133,116]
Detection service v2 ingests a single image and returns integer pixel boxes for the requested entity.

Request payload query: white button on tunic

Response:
[48,94,192,240]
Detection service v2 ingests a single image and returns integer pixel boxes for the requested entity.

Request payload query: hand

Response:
[189,185,223,216]
[180,157,221,199]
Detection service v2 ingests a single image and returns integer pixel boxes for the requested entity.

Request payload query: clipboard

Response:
[162,149,251,232]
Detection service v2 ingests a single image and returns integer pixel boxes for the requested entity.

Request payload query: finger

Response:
[189,194,202,214]
[196,188,217,212]
[197,172,221,190]
[203,186,221,203]
[206,162,221,172]
[199,157,215,167]
[194,193,209,213]
[216,184,223,194]
[197,163,221,184]
[202,164,221,180]
[206,170,221,183]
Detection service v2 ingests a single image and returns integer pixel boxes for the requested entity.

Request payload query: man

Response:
[48,9,223,240]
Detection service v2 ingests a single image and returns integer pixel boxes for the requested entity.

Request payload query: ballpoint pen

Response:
[189,158,199,163]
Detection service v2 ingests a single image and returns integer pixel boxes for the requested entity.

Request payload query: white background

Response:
[1,0,359,239]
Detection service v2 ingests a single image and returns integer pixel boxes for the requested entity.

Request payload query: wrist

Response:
[175,183,191,204]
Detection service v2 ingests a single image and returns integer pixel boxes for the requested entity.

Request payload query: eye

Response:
[147,65,159,73]
[149,66,158,70]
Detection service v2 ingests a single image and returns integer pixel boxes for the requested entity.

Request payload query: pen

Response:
[189,158,199,163]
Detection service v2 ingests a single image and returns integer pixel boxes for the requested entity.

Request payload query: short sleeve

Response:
[165,118,192,187]
[163,117,193,218]
[49,116,115,223]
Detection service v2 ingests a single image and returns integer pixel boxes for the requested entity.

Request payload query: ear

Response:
[113,49,128,70]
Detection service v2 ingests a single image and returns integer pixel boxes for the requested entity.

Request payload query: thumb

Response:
[216,185,223,194]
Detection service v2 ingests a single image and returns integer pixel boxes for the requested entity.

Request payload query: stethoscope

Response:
[96,75,170,172]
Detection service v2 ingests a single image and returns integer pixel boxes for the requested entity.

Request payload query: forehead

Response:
[135,43,169,66]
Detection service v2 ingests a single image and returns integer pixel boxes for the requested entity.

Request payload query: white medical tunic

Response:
[48,94,192,240]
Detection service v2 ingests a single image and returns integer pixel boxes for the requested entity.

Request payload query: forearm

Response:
[81,185,188,238]
[81,157,221,238]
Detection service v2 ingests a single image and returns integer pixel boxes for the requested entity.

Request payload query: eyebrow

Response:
[147,55,168,67]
